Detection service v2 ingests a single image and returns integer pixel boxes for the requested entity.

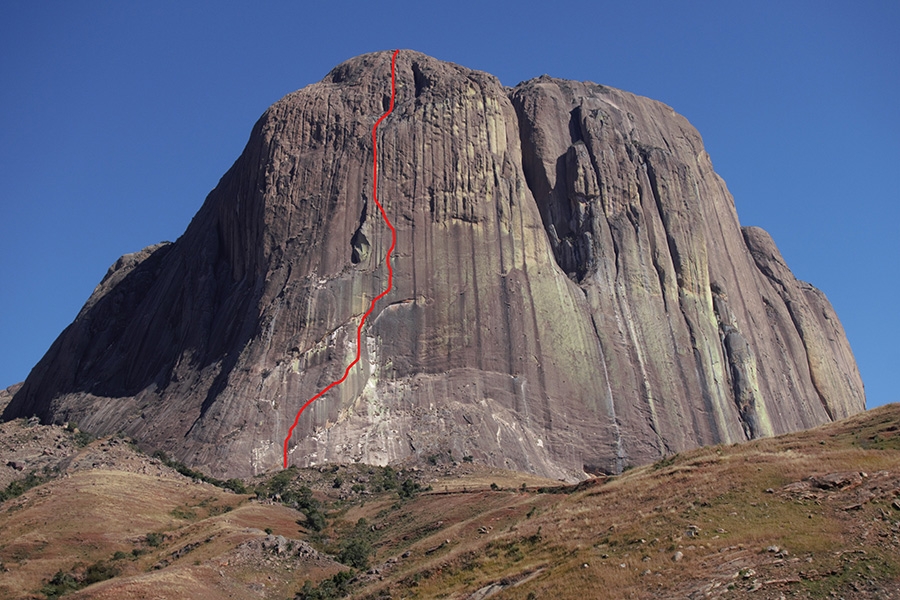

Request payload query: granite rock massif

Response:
[3,51,865,480]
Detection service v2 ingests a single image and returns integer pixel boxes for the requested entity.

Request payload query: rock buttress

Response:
[509,76,864,464]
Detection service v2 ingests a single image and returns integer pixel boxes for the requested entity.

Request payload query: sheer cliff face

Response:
[4,51,864,480]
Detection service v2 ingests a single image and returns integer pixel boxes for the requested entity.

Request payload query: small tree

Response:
[304,510,327,532]
[224,478,247,494]
[399,478,422,499]
[338,518,374,569]
[339,536,372,569]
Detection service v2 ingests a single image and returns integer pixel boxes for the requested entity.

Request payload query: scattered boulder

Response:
[811,472,863,490]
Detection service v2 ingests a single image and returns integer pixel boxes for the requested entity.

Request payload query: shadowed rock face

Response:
[4,51,864,480]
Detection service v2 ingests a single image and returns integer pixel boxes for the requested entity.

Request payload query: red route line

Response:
[282,49,400,468]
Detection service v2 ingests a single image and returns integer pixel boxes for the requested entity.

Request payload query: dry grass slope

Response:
[0,404,898,599]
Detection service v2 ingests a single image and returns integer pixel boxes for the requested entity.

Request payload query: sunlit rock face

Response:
[3,51,864,481]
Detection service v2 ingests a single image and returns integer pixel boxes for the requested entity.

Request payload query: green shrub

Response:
[41,570,79,599]
[305,510,327,532]
[271,483,328,532]
[370,466,398,492]
[295,570,355,599]
[398,478,422,499]
[170,506,197,520]
[336,518,374,569]
[0,471,47,502]
[339,537,372,569]
[82,560,119,585]
[151,450,245,492]
[64,422,94,446]
[39,559,120,599]
[74,430,94,447]
[224,478,247,494]
[267,467,296,497]
[652,455,676,470]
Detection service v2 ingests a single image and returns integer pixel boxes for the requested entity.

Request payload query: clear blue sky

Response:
[1,2,897,408]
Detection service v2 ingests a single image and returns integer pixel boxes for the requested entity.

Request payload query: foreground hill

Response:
[4,50,863,480]
[1,404,897,598]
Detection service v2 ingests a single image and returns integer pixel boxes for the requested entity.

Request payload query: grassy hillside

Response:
[1,404,898,599]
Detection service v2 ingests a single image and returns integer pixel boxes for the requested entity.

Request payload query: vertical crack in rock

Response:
[509,87,590,281]
[350,200,370,264]
[711,281,772,439]
[411,61,430,98]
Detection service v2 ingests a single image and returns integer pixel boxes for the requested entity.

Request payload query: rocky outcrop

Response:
[3,51,865,480]
[0,383,22,414]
